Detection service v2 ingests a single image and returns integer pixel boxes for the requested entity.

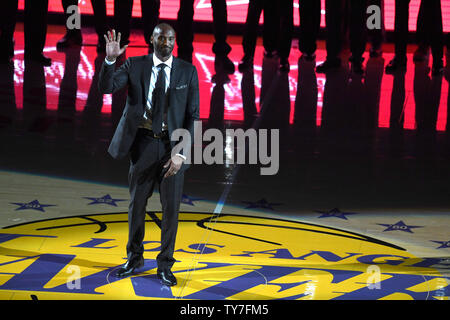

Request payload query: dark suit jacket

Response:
[98,54,200,171]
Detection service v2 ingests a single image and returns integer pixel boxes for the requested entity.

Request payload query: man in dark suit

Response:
[413,0,443,75]
[385,0,443,76]
[176,0,234,74]
[98,23,199,286]
[0,0,18,63]
[315,0,367,74]
[368,0,384,58]
[238,0,278,72]
[57,0,109,52]
[0,0,51,65]
[57,0,160,53]
[384,0,410,74]
[298,0,321,61]
[56,0,83,50]
[114,0,160,52]
[275,0,294,72]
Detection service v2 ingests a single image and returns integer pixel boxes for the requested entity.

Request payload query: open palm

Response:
[104,29,128,61]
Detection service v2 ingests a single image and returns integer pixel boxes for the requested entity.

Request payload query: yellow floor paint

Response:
[0,212,448,300]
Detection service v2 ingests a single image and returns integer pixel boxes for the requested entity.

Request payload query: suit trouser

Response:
[416,0,443,61]
[61,0,79,33]
[2,0,49,56]
[298,0,321,55]
[393,0,410,60]
[24,0,49,56]
[127,129,184,270]
[176,0,231,58]
[275,0,293,60]
[241,0,278,58]
[324,0,367,62]
[61,0,109,40]
[114,0,160,46]
[0,0,18,53]
[367,0,385,50]
[90,0,109,40]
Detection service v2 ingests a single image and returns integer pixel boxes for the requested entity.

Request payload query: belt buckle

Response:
[152,131,166,139]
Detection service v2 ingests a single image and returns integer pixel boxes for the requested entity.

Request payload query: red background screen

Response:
[18,0,450,32]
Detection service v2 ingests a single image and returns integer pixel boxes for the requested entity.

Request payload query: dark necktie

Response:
[152,63,167,134]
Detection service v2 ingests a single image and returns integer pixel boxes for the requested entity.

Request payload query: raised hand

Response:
[104,29,128,62]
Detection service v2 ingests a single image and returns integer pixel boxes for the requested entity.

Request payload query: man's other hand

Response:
[163,155,184,178]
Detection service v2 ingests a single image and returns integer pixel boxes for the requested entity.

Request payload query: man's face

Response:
[151,27,175,58]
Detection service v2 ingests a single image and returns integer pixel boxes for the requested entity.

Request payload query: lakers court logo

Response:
[0,212,448,300]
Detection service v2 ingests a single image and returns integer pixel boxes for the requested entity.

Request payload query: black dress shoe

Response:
[0,40,14,63]
[279,58,290,72]
[0,50,13,64]
[301,52,316,61]
[385,57,406,74]
[215,54,235,74]
[238,55,253,72]
[94,31,108,53]
[350,56,364,75]
[96,41,106,53]
[56,30,82,51]
[157,268,177,286]
[351,61,364,75]
[369,46,382,58]
[432,59,444,77]
[316,58,341,73]
[413,44,430,62]
[25,53,52,66]
[263,50,276,58]
[116,257,144,278]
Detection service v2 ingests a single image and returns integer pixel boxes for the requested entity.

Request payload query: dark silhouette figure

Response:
[0,0,51,65]
[176,0,234,74]
[238,0,278,72]
[298,0,321,61]
[385,0,443,76]
[316,0,367,75]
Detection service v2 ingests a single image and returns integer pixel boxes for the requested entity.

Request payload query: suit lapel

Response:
[142,54,154,112]
[169,57,180,90]
[167,57,180,134]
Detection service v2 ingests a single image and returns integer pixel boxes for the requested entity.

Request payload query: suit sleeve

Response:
[184,66,200,136]
[97,58,131,94]
[174,65,199,160]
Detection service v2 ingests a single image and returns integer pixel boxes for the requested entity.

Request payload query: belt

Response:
[139,128,169,139]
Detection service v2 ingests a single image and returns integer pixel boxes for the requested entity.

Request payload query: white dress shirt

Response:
[141,54,172,130]
[104,55,172,130]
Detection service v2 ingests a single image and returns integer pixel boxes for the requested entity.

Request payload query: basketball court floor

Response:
[0,24,449,301]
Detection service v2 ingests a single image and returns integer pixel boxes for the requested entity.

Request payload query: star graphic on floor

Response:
[83,194,127,207]
[430,240,450,249]
[181,194,204,206]
[315,208,358,220]
[10,199,56,212]
[377,220,424,233]
[242,198,282,210]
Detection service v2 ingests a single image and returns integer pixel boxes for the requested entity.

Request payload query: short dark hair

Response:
[152,23,175,37]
